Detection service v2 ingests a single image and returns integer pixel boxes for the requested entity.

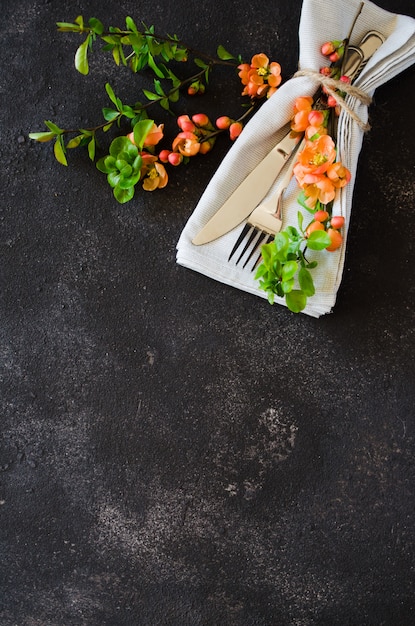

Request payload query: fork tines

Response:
[228,224,273,269]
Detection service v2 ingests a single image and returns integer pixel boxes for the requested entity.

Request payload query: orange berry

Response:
[326,228,343,251]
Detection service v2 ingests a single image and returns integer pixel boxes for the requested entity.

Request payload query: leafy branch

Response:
[29,15,245,166]
[255,211,332,313]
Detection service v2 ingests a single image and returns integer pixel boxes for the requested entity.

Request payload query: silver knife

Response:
[192,30,385,247]
[192,130,301,245]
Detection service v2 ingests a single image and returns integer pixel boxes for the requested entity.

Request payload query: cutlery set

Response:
[192,30,385,268]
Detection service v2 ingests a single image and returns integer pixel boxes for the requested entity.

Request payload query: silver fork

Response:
[227,147,301,270]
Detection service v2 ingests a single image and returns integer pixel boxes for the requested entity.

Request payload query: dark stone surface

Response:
[1,0,415,624]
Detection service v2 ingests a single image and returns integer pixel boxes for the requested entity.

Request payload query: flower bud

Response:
[168,152,183,166]
[177,115,195,132]
[321,41,335,56]
[330,215,345,229]
[326,228,343,251]
[229,121,243,140]
[216,116,232,130]
[319,66,332,77]
[187,81,205,96]
[327,95,337,108]
[192,113,210,128]
[308,110,325,127]
[314,209,329,223]
[199,140,213,154]
[158,149,171,163]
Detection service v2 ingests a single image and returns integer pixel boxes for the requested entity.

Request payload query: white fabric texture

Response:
[176,0,415,317]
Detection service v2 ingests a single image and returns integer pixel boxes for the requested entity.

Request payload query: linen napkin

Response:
[176,0,415,317]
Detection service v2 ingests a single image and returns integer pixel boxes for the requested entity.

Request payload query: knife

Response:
[192,130,302,245]
[192,30,385,247]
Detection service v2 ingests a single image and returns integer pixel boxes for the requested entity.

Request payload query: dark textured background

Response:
[1,0,415,624]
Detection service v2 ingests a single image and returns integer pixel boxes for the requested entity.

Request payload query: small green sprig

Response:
[254,211,331,313]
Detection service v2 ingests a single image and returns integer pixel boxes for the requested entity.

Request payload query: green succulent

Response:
[96,136,142,203]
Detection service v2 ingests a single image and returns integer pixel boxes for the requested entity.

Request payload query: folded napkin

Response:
[176,0,415,317]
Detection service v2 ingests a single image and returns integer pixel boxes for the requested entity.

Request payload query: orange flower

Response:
[140,154,168,191]
[326,161,351,188]
[172,131,200,157]
[143,123,164,147]
[127,123,164,148]
[238,53,282,99]
[295,135,336,176]
[291,96,313,132]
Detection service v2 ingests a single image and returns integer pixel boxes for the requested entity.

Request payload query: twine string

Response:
[293,69,372,131]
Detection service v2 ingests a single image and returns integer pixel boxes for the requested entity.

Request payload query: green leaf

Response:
[120,105,135,119]
[109,136,135,158]
[133,119,155,151]
[114,185,135,204]
[53,137,67,166]
[105,82,118,105]
[75,35,90,74]
[194,58,209,69]
[112,46,121,66]
[307,230,331,250]
[125,16,138,34]
[281,260,298,282]
[153,79,165,96]
[28,131,56,142]
[88,17,104,35]
[273,232,290,260]
[148,52,165,78]
[281,278,295,294]
[143,89,161,101]
[217,44,235,60]
[286,225,300,240]
[285,290,307,313]
[44,120,63,134]
[159,97,170,111]
[88,137,96,160]
[102,107,120,122]
[298,267,315,297]
[66,135,83,148]
[56,21,81,32]
[168,88,180,103]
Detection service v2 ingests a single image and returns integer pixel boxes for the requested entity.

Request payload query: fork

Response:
[227,150,300,270]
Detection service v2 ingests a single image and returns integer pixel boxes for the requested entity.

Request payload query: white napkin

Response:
[176,0,415,317]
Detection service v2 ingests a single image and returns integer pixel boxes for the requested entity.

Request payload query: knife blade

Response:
[192,130,302,245]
